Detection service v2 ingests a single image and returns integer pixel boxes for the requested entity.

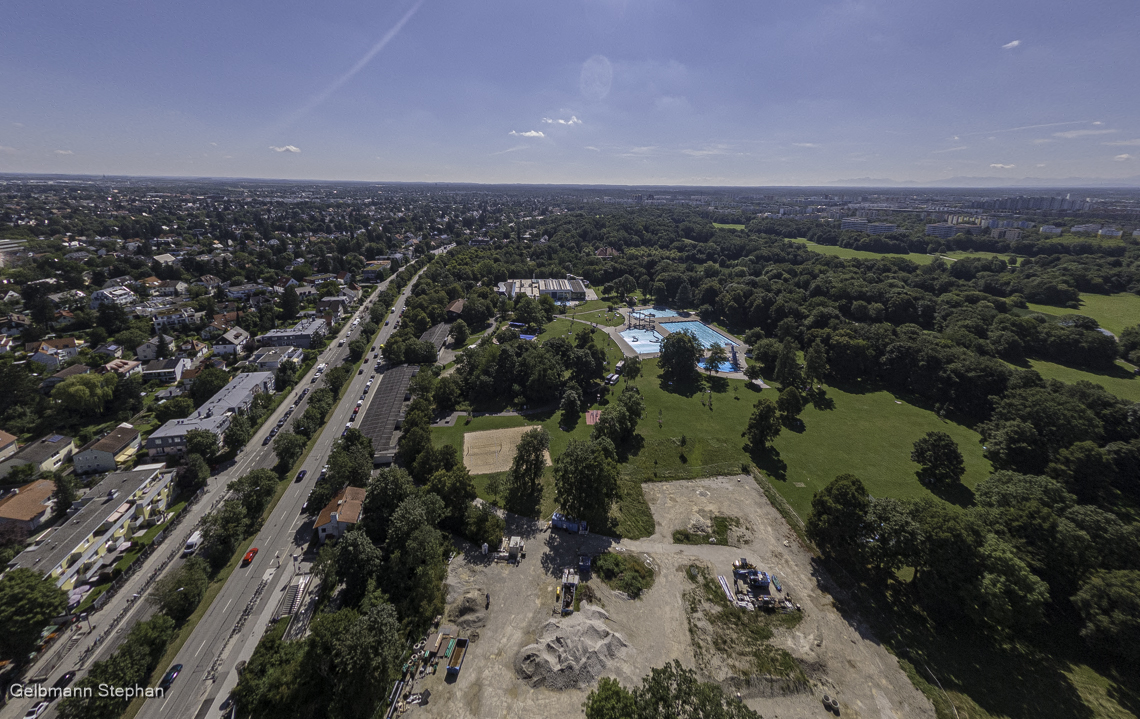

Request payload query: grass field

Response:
[538,318,628,366]
[1026,292,1140,336]
[712,223,746,230]
[622,360,989,518]
[568,309,625,327]
[940,250,1014,262]
[788,238,936,265]
[1022,358,1140,402]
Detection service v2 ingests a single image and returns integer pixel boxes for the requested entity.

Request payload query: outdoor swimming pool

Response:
[619,328,665,354]
[662,321,739,348]
[699,358,739,373]
[633,307,681,319]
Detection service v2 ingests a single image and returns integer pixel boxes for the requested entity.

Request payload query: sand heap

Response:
[448,588,488,630]
[515,605,631,690]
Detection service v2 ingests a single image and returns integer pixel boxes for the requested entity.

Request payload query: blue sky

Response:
[1,0,1137,185]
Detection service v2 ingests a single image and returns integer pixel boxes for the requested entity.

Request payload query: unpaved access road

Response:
[407,475,934,719]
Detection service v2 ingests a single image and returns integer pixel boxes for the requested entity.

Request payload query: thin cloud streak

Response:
[274,0,424,132]
[1002,40,1021,49]
[963,120,1088,137]
[508,130,544,138]
[932,146,968,153]
[1054,129,1116,138]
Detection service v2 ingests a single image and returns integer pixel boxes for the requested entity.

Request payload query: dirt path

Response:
[408,476,934,719]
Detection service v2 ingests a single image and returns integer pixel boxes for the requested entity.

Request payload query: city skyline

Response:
[2,0,1138,185]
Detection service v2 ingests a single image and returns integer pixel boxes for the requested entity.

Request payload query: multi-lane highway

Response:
[1,266,424,719]
[135,271,424,719]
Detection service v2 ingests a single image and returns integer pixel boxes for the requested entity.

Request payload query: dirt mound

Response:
[514,605,631,690]
[448,588,488,630]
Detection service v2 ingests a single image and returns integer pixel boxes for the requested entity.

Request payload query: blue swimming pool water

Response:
[633,307,681,319]
[700,358,738,372]
[663,321,739,348]
[619,328,665,354]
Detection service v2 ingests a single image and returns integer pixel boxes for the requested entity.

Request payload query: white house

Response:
[136,335,175,362]
[314,486,365,542]
[213,327,251,355]
[72,423,141,475]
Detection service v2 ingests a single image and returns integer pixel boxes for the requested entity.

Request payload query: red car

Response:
[243,548,259,565]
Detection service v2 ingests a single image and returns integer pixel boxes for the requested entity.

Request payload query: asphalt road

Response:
[135,269,424,719]
[0,265,426,719]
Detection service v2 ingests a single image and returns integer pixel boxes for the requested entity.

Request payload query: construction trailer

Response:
[551,512,589,534]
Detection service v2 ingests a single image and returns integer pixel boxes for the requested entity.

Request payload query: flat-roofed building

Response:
[498,276,587,302]
[251,345,305,370]
[255,318,327,349]
[6,464,175,590]
[145,372,273,456]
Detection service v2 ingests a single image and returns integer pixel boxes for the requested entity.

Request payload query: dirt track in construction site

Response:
[406,475,934,719]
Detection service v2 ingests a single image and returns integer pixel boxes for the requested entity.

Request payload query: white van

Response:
[183,531,203,556]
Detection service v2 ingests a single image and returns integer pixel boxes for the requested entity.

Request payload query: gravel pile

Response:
[515,605,631,690]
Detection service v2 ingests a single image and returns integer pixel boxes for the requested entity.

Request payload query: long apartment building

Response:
[145,371,274,456]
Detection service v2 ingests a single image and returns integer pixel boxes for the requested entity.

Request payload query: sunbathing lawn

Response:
[788,238,935,265]
[1024,358,1140,402]
[1026,292,1140,336]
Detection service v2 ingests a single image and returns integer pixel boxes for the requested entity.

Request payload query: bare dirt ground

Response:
[408,475,934,719]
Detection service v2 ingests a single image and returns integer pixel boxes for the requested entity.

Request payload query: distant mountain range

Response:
[828,175,1140,188]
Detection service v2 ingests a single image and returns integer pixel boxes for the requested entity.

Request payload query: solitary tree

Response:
[1071,570,1140,663]
[704,343,728,376]
[623,356,642,383]
[52,473,78,514]
[659,330,702,384]
[742,397,781,450]
[281,284,300,320]
[804,339,829,389]
[0,568,67,663]
[553,439,619,527]
[911,431,966,485]
[674,280,693,309]
[507,427,550,500]
[449,319,469,347]
[773,338,801,388]
[777,386,805,423]
[224,414,252,451]
[805,474,871,562]
[149,557,209,622]
[273,431,307,470]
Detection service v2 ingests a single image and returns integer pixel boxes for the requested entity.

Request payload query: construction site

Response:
[401,475,935,719]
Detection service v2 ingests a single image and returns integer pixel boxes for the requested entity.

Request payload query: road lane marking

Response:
[195,637,208,656]
[222,597,233,614]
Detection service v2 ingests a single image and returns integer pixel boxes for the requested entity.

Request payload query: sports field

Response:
[463,425,551,474]
[788,238,935,265]
[1026,292,1140,336]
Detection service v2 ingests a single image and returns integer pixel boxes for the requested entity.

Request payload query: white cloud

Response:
[269,145,301,153]
[1036,163,1046,167]
[541,116,582,126]
[1115,154,1133,162]
[1053,129,1117,138]
[584,146,600,152]
[1104,139,1140,146]
[508,130,544,138]
[210,142,218,147]
[54,149,73,155]
[1002,40,1021,49]
[11,122,24,128]
[541,118,553,124]
[990,163,1015,169]
[1031,138,1056,144]
[932,145,968,153]
[0,146,16,154]
[792,143,820,148]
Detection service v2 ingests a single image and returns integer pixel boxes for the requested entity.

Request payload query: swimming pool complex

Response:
[662,321,739,348]
[632,307,681,319]
[619,328,665,354]
[699,358,739,372]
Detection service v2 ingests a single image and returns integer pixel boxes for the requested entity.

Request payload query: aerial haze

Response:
[2,0,1138,185]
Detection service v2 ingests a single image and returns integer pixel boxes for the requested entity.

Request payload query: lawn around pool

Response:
[1026,292,1140,336]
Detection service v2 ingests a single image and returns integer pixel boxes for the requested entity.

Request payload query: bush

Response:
[593,552,655,599]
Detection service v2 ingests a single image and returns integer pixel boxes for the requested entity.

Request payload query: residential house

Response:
[0,336,14,353]
[152,306,202,331]
[0,430,17,462]
[196,275,222,289]
[226,283,262,300]
[595,246,619,258]
[7,464,175,590]
[213,327,251,355]
[0,434,75,479]
[255,318,327,349]
[294,284,317,300]
[26,337,82,370]
[0,479,56,532]
[140,276,163,292]
[251,345,305,370]
[273,277,299,292]
[40,363,91,393]
[135,335,175,361]
[314,486,366,542]
[93,343,124,359]
[176,339,210,362]
[445,299,465,320]
[141,358,190,384]
[89,286,138,309]
[361,260,391,281]
[72,423,141,475]
[2,314,32,337]
[145,372,273,457]
[101,359,142,378]
[152,253,179,267]
[47,289,87,306]
[316,297,349,321]
[156,280,188,296]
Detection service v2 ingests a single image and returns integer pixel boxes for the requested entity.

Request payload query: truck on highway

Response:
[183,531,203,556]
[446,637,469,675]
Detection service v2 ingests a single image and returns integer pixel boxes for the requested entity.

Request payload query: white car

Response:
[24,702,49,719]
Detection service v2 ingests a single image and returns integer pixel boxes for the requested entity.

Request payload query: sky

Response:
[1,0,1138,186]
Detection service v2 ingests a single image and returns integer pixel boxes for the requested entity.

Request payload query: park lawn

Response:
[940,250,1014,262]
[1023,358,1140,402]
[713,223,746,230]
[568,299,614,313]
[624,360,990,520]
[569,309,625,327]
[1027,292,1140,336]
[538,318,627,366]
[788,238,935,265]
